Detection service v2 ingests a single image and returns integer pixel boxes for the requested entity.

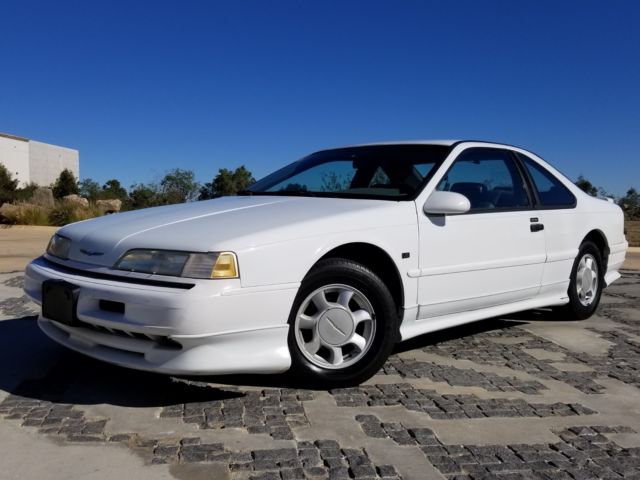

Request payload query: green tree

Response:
[128,183,160,210]
[199,165,255,199]
[0,163,19,204]
[320,171,350,192]
[79,178,101,201]
[575,175,598,197]
[52,168,79,198]
[619,187,640,220]
[14,182,39,203]
[159,168,199,204]
[101,179,128,201]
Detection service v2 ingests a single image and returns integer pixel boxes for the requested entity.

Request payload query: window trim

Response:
[514,152,577,210]
[432,147,537,215]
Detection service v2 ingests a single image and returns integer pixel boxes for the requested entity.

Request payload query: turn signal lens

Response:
[212,252,239,278]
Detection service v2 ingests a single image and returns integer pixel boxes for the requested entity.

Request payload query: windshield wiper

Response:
[277,190,317,197]
[237,189,318,197]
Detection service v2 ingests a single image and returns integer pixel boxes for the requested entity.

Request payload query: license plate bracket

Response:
[42,280,80,326]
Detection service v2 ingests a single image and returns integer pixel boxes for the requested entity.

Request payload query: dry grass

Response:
[0,201,104,227]
[626,220,640,247]
[14,204,50,226]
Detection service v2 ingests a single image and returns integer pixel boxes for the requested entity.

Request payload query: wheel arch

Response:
[311,242,405,317]
[581,229,610,272]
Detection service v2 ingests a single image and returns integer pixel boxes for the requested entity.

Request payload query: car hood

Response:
[56,195,415,268]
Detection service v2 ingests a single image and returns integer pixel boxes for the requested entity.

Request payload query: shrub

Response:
[0,163,19,204]
[52,169,79,198]
[48,202,103,226]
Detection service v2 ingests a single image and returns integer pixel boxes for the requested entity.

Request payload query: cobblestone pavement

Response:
[0,271,639,479]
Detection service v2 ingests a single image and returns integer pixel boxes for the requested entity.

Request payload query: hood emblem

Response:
[80,248,105,256]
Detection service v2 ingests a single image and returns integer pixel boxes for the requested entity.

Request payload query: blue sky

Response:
[1,1,638,195]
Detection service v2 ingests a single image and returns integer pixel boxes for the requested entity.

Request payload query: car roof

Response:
[343,140,460,147]
[328,140,523,149]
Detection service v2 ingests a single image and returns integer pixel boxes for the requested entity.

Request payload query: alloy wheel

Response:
[294,283,376,369]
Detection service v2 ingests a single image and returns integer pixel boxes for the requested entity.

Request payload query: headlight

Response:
[114,249,239,279]
[47,234,72,260]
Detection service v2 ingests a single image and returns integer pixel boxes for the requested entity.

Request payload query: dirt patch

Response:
[0,225,57,273]
[626,220,640,247]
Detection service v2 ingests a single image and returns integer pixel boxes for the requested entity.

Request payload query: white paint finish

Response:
[422,190,470,215]
[416,210,546,313]
[55,196,420,291]
[0,135,30,186]
[23,140,628,376]
[400,293,577,340]
[25,256,298,336]
[38,318,290,375]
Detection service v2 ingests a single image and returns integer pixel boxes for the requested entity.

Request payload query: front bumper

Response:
[25,256,297,375]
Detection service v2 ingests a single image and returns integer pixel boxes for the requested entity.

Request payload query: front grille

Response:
[76,319,182,350]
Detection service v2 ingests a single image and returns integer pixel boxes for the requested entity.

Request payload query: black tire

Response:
[559,241,604,320]
[287,258,398,388]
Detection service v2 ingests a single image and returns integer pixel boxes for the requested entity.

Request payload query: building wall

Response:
[0,135,30,187]
[28,140,79,187]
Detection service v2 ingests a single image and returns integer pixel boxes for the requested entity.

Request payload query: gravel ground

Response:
[0,270,639,479]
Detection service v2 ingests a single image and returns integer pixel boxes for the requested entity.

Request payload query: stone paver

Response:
[0,270,639,479]
[356,415,640,479]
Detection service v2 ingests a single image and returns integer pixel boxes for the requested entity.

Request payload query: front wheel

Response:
[287,258,398,388]
[560,241,604,320]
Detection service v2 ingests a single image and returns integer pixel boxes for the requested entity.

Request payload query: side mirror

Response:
[423,191,471,215]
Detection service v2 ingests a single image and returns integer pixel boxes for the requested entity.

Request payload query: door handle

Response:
[530,223,544,232]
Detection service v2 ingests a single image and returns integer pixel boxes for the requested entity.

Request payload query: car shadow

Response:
[0,315,244,408]
[0,309,556,408]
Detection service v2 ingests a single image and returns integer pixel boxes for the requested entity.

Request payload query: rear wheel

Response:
[287,258,398,387]
[560,241,604,320]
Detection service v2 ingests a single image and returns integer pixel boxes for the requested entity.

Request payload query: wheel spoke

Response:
[328,346,344,365]
[304,335,321,355]
[586,257,594,270]
[352,309,372,325]
[349,334,367,351]
[337,289,354,309]
[311,291,330,311]
[298,314,318,329]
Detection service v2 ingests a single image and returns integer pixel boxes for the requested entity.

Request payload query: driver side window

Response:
[437,148,531,211]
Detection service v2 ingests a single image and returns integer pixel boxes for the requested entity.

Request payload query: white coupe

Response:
[24,141,628,386]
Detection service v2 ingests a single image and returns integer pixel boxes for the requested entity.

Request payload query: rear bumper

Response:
[604,240,628,286]
[25,256,296,375]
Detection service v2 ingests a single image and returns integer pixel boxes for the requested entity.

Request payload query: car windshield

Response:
[245,144,452,200]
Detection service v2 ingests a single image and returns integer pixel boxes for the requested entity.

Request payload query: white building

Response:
[0,132,79,187]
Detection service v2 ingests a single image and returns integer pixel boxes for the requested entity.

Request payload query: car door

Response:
[415,147,546,319]
[516,152,580,299]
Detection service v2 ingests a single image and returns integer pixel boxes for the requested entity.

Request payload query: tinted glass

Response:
[519,154,576,207]
[437,148,530,211]
[248,145,452,200]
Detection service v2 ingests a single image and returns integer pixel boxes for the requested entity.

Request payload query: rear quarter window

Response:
[518,153,576,208]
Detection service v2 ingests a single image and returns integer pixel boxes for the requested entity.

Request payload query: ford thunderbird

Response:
[24,141,628,386]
